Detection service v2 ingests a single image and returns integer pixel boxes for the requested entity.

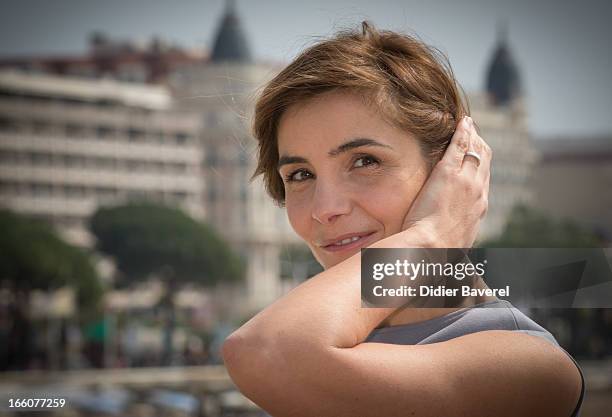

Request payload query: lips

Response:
[320,231,376,252]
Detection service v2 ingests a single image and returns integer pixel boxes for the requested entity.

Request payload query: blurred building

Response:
[169,2,301,313]
[531,136,612,242]
[0,70,204,246]
[0,2,300,315]
[469,25,536,240]
[0,32,205,83]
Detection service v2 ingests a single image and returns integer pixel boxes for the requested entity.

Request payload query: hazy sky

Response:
[1,0,611,138]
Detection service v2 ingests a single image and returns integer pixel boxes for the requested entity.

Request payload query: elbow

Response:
[222,330,269,388]
[222,330,283,407]
[221,332,238,368]
[221,330,250,372]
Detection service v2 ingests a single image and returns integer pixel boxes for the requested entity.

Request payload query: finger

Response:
[471,130,491,219]
[472,130,492,184]
[441,116,471,169]
[480,169,491,219]
[461,119,481,173]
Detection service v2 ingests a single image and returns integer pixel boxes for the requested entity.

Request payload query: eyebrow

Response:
[277,138,393,169]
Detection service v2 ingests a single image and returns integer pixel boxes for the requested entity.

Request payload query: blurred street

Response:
[0,360,611,416]
[0,365,265,417]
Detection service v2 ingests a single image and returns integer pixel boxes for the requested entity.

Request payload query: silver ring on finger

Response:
[463,151,482,167]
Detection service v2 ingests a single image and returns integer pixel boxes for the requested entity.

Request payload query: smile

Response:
[321,232,376,253]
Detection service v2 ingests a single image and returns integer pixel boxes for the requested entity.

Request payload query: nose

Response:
[311,180,352,225]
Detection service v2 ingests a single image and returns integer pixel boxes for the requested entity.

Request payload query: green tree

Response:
[481,204,601,247]
[0,209,102,307]
[89,202,244,364]
[0,209,102,370]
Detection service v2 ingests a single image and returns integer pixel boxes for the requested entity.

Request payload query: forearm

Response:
[222,227,437,414]
[226,228,432,352]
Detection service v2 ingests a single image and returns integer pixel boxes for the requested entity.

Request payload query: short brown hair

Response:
[252,21,469,206]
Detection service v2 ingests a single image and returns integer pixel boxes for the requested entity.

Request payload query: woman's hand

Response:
[401,116,491,248]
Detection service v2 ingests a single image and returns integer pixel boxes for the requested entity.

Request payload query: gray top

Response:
[365,299,584,417]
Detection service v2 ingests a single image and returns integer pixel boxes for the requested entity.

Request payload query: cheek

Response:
[285,197,311,241]
[356,170,427,235]
[286,197,329,267]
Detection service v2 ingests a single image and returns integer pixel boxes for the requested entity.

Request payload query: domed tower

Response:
[171,0,300,315]
[472,22,535,241]
[485,22,521,107]
[210,0,253,63]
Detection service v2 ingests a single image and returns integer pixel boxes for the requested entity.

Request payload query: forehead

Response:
[277,91,402,154]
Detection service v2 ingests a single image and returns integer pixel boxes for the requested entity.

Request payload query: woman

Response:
[222,22,584,416]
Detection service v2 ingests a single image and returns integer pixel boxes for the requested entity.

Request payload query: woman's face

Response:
[277,91,429,269]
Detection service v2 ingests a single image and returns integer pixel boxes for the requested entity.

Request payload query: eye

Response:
[353,155,379,168]
[285,168,313,183]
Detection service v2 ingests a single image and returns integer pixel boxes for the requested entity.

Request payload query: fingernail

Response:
[462,116,470,130]
[467,116,473,127]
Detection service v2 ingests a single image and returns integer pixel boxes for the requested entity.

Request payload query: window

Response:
[0,150,18,164]
[63,184,86,198]
[95,186,117,200]
[31,152,52,166]
[128,128,145,142]
[66,123,86,138]
[32,182,53,197]
[0,180,17,195]
[171,191,187,202]
[152,161,165,173]
[32,120,51,135]
[63,155,78,168]
[153,130,164,144]
[96,125,115,139]
[0,117,19,132]
[175,132,189,145]
[126,159,146,172]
